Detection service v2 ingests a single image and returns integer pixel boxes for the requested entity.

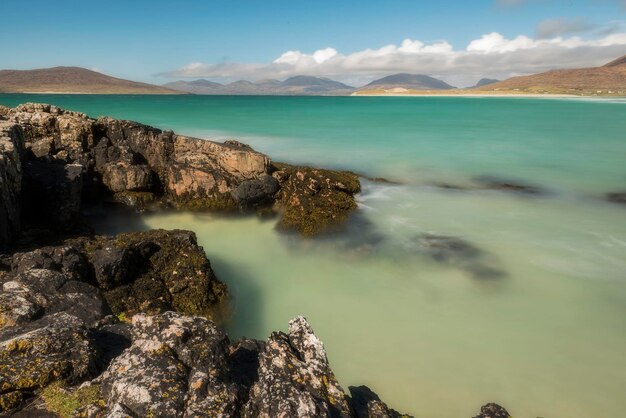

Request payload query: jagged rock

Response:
[272,163,361,236]
[22,161,84,232]
[100,312,239,418]
[10,244,91,281]
[349,386,412,418]
[242,316,353,418]
[0,312,98,412]
[78,229,228,320]
[0,122,24,251]
[472,403,511,418]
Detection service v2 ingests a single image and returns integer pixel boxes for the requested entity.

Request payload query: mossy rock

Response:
[76,229,229,322]
[40,381,104,418]
[272,163,361,236]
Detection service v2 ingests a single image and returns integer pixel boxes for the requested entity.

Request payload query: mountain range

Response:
[1,54,626,95]
[163,75,355,95]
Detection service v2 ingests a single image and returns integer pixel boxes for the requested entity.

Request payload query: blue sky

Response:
[1,0,625,85]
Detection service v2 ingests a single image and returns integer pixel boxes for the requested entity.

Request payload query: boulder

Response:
[101,162,155,193]
[242,316,353,418]
[0,122,25,250]
[272,163,361,236]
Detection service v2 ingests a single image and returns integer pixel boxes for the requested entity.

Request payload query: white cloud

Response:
[161,32,626,86]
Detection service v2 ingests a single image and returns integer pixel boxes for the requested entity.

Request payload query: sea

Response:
[1,94,625,418]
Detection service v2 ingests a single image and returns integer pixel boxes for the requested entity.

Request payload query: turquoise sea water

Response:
[2,94,625,417]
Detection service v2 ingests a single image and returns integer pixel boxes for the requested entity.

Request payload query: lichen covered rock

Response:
[0,312,98,412]
[242,316,353,418]
[100,312,239,418]
[472,403,511,418]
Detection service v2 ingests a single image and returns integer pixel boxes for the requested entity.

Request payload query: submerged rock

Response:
[432,175,546,196]
[472,403,511,418]
[605,192,626,205]
[272,162,361,236]
[414,234,506,279]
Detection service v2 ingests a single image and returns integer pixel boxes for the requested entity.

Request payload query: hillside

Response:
[0,67,183,94]
[475,55,626,95]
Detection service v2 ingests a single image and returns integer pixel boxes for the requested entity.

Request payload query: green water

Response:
[2,94,626,417]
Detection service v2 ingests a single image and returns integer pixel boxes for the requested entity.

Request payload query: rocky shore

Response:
[0,104,510,417]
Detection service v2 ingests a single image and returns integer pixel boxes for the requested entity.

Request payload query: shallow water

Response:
[2,94,626,417]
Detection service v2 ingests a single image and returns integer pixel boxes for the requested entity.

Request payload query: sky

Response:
[1,0,625,87]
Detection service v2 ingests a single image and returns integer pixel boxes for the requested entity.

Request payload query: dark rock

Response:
[0,122,25,251]
[242,316,353,418]
[0,312,99,413]
[100,311,239,418]
[606,192,626,205]
[77,229,229,320]
[472,403,511,418]
[231,174,279,208]
[22,161,83,232]
[11,244,91,281]
[272,163,361,236]
[349,385,413,418]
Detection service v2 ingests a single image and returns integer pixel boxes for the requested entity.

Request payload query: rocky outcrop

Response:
[272,163,361,236]
[5,229,228,322]
[0,103,361,248]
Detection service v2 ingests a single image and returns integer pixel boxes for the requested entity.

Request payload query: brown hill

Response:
[0,66,183,94]
[475,55,626,95]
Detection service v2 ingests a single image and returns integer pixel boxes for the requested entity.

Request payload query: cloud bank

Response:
[161,31,626,86]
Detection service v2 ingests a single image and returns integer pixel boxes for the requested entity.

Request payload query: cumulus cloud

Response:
[536,18,596,38]
[160,31,626,86]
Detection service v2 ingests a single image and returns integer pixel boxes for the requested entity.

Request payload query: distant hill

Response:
[0,67,183,94]
[164,75,354,95]
[361,73,455,90]
[473,78,500,88]
[475,55,626,94]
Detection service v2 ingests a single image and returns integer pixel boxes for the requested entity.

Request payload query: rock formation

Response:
[0,103,361,249]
